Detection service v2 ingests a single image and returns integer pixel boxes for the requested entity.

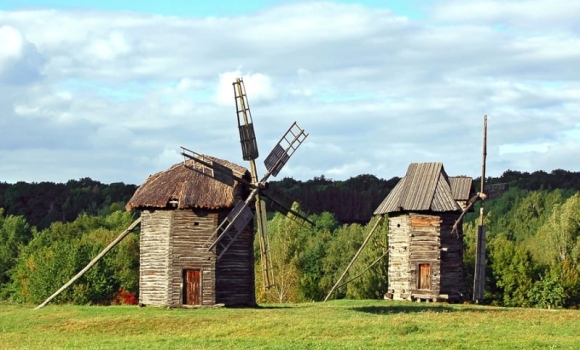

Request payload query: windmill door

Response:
[418,264,431,290]
[183,269,201,306]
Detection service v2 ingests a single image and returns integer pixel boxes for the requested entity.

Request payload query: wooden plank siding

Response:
[168,209,218,307]
[386,214,411,300]
[408,213,441,300]
[139,210,172,306]
[139,208,256,308]
[439,213,464,299]
[385,212,463,302]
[216,209,256,307]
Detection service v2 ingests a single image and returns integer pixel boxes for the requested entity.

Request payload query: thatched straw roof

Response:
[126,156,250,211]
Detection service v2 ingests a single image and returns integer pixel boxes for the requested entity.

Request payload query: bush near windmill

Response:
[7,211,139,305]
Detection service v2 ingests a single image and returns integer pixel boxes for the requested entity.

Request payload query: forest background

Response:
[1,168,580,309]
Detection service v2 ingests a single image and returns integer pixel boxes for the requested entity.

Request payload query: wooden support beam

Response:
[473,115,488,303]
[324,216,384,302]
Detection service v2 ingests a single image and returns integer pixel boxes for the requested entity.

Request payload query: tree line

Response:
[1,168,580,308]
[1,169,580,228]
[0,178,137,230]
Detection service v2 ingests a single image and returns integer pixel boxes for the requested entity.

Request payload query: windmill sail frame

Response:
[180,77,310,292]
[234,78,259,161]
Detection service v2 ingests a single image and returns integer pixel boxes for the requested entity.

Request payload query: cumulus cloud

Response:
[0,1,579,184]
[214,70,278,106]
[85,31,133,62]
[432,0,580,32]
[0,25,45,84]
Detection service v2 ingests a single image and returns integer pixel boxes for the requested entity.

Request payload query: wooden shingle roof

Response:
[449,176,474,201]
[374,162,462,215]
[126,156,249,211]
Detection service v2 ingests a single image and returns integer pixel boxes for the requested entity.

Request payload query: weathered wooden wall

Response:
[139,210,172,306]
[139,208,256,307]
[216,210,256,307]
[386,211,463,302]
[408,213,441,299]
[386,214,411,300]
[169,209,219,307]
[439,213,463,300]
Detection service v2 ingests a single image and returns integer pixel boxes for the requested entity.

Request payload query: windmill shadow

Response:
[254,304,294,309]
[350,303,507,315]
[351,305,455,315]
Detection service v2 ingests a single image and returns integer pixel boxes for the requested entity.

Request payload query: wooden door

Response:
[418,264,431,290]
[183,269,201,305]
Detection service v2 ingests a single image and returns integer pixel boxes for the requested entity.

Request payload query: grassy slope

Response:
[1,300,579,349]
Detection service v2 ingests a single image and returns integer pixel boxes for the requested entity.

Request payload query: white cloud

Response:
[0,24,45,84]
[499,142,552,155]
[85,31,132,61]
[432,0,580,32]
[13,90,73,121]
[176,78,203,91]
[0,25,24,61]
[0,2,579,185]
[214,70,278,106]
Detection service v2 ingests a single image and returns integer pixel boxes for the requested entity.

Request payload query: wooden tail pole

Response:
[324,216,384,302]
[473,115,487,302]
[333,249,389,291]
[35,217,142,310]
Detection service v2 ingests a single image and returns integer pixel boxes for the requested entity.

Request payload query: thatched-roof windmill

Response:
[181,78,311,293]
[126,156,257,307]
[35,155,256,309]
[35,78,309,309]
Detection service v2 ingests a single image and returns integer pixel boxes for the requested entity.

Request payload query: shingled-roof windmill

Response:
[325,162,473,302]
[323,115,502,304]
[181,78,310,292]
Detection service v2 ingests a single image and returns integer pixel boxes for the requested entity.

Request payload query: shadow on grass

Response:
[350,303,506,315]
[254,304,294,309]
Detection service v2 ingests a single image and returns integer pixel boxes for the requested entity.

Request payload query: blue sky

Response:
[1,0,432,18]
[1,0,579,184]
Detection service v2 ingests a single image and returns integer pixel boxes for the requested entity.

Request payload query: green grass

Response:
[1,300,579,349]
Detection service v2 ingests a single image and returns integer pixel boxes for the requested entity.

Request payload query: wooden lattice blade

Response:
[263,122,308,177]
[207,200,254,258]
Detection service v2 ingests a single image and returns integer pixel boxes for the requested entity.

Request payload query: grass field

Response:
[1,299,579,349]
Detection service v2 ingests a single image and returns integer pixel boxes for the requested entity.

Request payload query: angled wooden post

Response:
[473,115,487,302]
[35,217,141,310]
[324,215,384,302]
